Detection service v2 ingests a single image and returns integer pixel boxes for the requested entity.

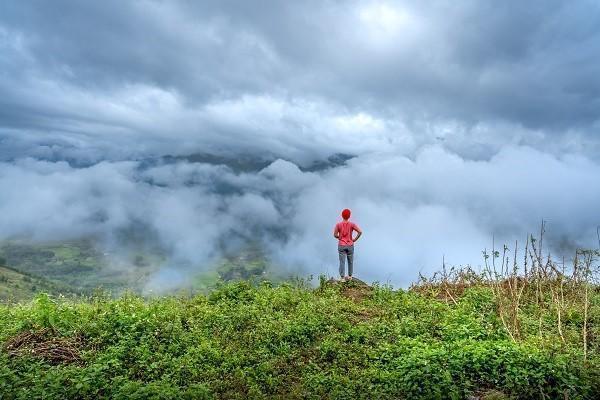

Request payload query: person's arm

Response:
[333,224,340,239]
[352,224,362,242]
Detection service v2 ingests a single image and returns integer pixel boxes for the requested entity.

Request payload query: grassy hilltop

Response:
[0,273,599,399]
[0,235,599,399]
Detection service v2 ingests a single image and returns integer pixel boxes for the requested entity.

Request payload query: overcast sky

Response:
[1,1,599,286]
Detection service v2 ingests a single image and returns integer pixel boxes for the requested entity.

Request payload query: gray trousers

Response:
[338,245,354,277]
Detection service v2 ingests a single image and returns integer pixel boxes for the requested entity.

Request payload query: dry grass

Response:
[3,328,84,365]
[411,222,600,360]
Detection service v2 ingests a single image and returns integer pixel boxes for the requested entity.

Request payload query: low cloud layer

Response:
[1,146,598,286]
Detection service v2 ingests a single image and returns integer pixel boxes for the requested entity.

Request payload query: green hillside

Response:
[0,240,290,300]
[0,275,598,399]
[0,265,75,302]
[0,240,162,296]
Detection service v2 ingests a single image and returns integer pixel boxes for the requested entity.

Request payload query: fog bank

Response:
[1,145,598,287]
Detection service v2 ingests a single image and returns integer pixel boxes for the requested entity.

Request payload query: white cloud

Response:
[357,2,422,47]
[2,145,598,287]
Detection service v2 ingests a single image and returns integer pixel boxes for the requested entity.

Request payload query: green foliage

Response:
[0,240,287,300]
[0,266,74,302]
[0,283,598,399]
[0,240,145,296]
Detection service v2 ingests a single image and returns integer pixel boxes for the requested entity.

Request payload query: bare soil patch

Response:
[325,277,373,302]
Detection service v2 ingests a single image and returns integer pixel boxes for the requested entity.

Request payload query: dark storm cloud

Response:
[0,1,283,99]
[1,0,599,162]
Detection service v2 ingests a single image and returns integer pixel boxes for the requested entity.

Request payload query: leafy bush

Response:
[0,281,598,399]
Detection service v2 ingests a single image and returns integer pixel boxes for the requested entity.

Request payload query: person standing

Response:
[333,208,362,281]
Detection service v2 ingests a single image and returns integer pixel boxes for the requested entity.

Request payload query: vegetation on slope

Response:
[0,239,152,296]
[0,240,287,300]
[0,264,75,302]
[0,276,598,399]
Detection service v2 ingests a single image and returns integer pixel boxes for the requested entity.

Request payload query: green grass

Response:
[0,280,598,399]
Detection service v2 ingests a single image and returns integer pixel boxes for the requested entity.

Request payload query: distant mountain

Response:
[13,150,355,174]
[137,152,355,173]
[298,153,355,172]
